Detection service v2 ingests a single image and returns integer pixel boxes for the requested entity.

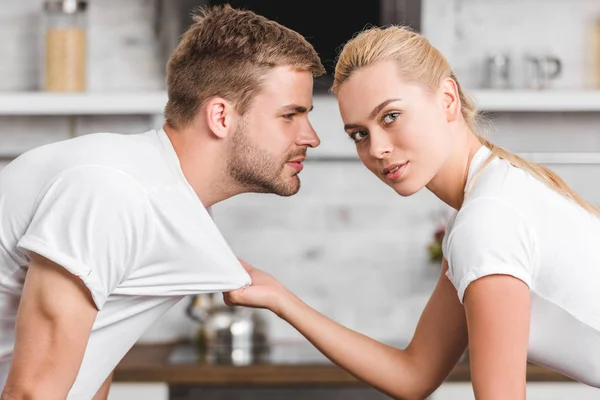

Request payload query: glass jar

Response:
[42,0,88,92]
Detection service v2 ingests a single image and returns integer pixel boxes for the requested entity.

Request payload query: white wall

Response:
[1,0,600,347]
[423,0,600,90]
[0,0,162,92]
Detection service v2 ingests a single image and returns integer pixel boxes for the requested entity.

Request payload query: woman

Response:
[225,25,600,399]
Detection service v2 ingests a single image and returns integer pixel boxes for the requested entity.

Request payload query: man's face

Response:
[227,65,320,196]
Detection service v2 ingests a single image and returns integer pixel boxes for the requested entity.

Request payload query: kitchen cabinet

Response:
[108,383,168,400]
[111,343,594,400]
[107,381,600,400]
[431,382,599,400]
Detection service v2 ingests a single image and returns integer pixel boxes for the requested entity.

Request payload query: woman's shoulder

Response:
[454,195,531,235]
[465,156,538,213]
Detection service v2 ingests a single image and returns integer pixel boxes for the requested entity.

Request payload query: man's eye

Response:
[282,113,296,120]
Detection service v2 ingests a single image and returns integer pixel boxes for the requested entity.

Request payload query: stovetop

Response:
[168,340,408,366]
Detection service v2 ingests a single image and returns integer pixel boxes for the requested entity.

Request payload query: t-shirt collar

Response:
[464,145,492,192]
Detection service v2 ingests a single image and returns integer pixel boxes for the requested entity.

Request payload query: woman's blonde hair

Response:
[332,25,600,217]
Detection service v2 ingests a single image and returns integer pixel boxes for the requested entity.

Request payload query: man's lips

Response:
[287,157,305,172]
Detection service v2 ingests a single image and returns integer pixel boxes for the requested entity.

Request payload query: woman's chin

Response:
[391,181,423,197]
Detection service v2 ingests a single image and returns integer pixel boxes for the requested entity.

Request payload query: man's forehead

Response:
[251,66,313,109]
[256,86,313,109]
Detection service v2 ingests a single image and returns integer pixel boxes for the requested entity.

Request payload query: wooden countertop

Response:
[113,343,574,386]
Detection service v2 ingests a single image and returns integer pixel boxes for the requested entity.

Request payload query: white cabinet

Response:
[105,382,599,400]
[107,383,168,400]
[431,382,599,400]
[430,383,475,399]
[526,383,599,400]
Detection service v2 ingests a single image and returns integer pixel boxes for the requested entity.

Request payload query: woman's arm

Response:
[225,259,468,400]
[463,274,531,400]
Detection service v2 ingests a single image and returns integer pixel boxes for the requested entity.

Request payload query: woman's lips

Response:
[384,162,408,181]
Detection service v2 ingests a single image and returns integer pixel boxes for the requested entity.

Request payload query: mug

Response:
[524,54,562,90]
[483,53,511,89]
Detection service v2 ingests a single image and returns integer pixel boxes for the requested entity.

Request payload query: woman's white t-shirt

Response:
[443,145,600,387]
[0,129,251,398]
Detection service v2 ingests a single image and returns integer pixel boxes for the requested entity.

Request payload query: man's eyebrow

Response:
[278,104,314,113]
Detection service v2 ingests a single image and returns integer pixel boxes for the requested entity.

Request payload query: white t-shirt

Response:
[443,145,600,387]
[0,129,251,398]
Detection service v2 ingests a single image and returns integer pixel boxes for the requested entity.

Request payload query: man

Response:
[0,5,325,399]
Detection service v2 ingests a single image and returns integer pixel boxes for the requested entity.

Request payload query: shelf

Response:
[305,153,600,165]
[470,89,600,112]
[0,91,168,115]
[3,151,600,165]
[516,152,600,164]
[0,90,600,115]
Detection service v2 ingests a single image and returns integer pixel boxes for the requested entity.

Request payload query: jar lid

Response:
[44,0,87,14]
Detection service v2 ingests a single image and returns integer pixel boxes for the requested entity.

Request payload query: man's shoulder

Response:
[5,129,159,183]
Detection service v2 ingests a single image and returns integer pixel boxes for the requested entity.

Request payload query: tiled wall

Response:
[0,0,162,92]
[1,0,600,344]
[423,0,600,90]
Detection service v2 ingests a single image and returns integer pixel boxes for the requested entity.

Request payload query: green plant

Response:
[427,224,445,263]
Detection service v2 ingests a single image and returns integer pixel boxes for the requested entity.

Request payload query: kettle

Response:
[186,293,269,365]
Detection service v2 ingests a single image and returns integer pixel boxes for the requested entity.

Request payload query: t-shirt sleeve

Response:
[17,166,152,310]
[444,198,537,304]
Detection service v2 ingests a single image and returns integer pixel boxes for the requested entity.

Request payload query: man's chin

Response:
[275,176,301,197]
[245,175,300,197]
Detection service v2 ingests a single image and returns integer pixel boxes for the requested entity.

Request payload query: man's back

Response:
[1,4,324,398]
[0,129,251,398]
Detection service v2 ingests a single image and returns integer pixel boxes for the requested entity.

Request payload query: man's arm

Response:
[1,253,98,400]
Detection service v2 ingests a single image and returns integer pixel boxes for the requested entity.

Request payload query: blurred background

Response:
[2,0,600,399]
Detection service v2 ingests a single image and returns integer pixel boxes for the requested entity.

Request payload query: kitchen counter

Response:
[113,342,574,386]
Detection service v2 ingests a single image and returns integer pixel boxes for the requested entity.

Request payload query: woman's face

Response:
[337,60,457,197]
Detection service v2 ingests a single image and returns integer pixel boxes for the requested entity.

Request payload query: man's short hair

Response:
[164,4,326,129]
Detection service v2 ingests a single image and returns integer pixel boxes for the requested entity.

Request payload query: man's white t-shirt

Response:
[443,145,600,387]
[0,129,252,398]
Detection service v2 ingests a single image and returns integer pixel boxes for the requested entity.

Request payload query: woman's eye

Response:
[350,131,368,142]
[382,112,400,125]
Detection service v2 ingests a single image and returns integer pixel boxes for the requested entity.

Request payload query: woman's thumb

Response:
[223,287,245,306]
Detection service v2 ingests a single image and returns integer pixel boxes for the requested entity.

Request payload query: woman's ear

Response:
[204,97,236,139]
[440,77,462,123]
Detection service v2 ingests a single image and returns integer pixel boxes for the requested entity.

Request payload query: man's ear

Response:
[440,77,461,123]
[204,97,236,139]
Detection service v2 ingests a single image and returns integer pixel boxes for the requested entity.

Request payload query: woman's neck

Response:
[426,131,483,210]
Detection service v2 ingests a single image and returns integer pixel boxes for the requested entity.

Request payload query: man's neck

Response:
[163,123,242,208]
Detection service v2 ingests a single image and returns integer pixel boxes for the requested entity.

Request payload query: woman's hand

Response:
[223,259,289,316]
